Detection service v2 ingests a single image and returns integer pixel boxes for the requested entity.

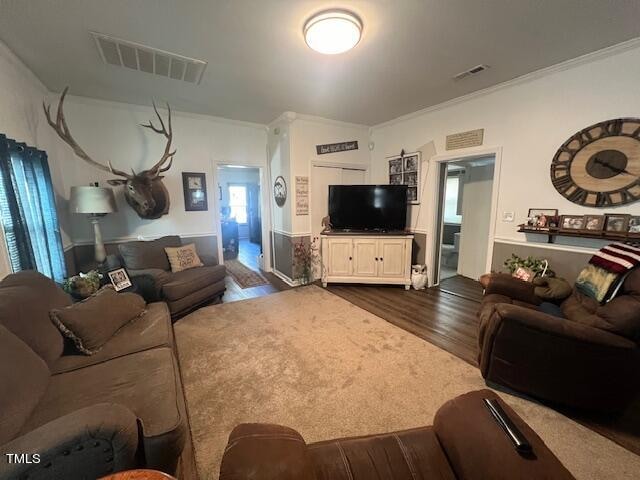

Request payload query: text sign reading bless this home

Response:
[316,141,359,155]
[445,129,484,150]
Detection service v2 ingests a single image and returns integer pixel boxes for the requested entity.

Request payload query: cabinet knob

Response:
[380,257,383,261]
[375,257,378,261]
[349,256,352,260]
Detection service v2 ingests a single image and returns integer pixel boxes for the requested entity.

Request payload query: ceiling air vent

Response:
[91,31,207,85]
[453,64,489,81]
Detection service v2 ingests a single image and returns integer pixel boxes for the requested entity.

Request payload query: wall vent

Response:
[453,64,489,81]
[91,31,207,85]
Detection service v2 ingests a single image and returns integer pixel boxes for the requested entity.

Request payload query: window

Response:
[228,184,248,224]
[0,135,66,282]
[443,175,462,224]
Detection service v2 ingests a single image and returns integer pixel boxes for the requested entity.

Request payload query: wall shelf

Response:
[517,225,640,244]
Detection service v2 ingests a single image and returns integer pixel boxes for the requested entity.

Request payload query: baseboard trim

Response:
[270,268,301,287]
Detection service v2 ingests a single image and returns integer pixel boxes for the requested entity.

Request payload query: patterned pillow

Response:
[164,243,204,273]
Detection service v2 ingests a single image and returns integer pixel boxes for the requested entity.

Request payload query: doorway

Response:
[217,165,263,272]
[433,154,496,300]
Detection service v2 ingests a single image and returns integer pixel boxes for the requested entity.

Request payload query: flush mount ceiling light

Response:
[304,10,362,54]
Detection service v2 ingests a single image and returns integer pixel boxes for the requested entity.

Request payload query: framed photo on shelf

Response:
[559,215,585,231]
[583,215,605,232]
[527,208,558,229]
[628,216,640,234]
[387,152,421,204]
[182,172,208,211]
[604,214,630,234]
[107,268,132,292]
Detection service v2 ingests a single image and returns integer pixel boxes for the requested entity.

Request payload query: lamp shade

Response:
[69,186,117,214]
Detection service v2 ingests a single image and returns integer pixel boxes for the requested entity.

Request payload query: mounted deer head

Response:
[43,87,176,219]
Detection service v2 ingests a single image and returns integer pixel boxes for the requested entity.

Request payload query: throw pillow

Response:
[50,286,146,355]
[165,243,204,273]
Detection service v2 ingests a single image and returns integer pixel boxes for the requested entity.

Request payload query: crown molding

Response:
[372,37,640,131]
[0,39,49,95]
[61,93,268,131]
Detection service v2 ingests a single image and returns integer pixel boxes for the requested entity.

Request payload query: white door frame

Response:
[425,146,502,286]
[213,163,272,272]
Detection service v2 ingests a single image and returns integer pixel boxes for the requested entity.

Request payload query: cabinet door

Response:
[327,239,353,276]
[378,239,406,278]
[353,239,378,276]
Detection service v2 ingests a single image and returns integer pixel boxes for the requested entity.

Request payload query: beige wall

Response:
[370,42,640,279]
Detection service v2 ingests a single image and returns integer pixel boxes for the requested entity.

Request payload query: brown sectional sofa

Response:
[0,271,187,480]
[478,271,640,411]
[117,235,226,319]
[219,389,574,480]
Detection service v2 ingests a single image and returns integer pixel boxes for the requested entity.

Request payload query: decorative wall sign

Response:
[388,151,421,204]
[182,172,208,211]
[274,175,287,207]
[295,176,309,215]
[316,140,358,155]
[551,118,640,207]
[446,129,484,150]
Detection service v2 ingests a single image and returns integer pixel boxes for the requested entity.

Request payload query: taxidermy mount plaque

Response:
[551,118,640,207]
[44,87,176,219]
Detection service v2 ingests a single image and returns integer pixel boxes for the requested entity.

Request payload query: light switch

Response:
[502,212,515,222]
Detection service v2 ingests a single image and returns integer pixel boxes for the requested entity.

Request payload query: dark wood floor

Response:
[438,275,484,303]
[327,279,482,366]
[222,239,291,303]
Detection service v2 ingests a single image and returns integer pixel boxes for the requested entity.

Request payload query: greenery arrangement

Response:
[293,239,319,285]
[62,270,102,299]
[504,254,554,278]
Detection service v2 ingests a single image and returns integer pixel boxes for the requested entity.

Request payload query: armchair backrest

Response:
[595,268,640,342]
[118,235,182,271]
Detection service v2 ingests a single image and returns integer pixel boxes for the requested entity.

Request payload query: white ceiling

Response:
[1,0,639,126]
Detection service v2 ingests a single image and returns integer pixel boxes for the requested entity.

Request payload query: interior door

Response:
[352,239,378,276]
[327,238,353,276]
[378,239,406,277]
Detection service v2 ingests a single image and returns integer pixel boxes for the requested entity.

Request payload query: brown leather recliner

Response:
[219,389,574,480]
[478,269,640,411]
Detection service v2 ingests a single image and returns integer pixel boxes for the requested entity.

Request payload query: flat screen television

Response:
[328,185,408,231]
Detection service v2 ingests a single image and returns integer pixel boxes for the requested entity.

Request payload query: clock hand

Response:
[593,157,633,175]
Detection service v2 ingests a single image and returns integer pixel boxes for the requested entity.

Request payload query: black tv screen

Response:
[328,185,408,231]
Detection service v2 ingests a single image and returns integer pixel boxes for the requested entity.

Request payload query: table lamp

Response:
[69,185,117,264]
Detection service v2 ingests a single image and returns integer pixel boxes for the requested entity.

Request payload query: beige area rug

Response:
[174,286,640,480]
[223,258,268,288]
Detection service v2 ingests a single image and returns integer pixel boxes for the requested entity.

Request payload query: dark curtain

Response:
[0,134,67,282]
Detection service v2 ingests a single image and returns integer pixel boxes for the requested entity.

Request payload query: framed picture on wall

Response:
[387,151,421,204]
[182,172,208,211]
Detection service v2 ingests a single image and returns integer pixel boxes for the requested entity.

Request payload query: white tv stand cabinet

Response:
[320,232,414,289]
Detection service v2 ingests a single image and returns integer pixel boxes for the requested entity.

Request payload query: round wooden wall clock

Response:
[274,175,287,207]
[550,118,640,207]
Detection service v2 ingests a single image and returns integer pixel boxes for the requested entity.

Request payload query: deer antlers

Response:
[140,101,176,178]
[43,87,176,181]
[43,87,131,179]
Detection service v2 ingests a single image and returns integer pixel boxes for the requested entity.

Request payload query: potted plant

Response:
[293,239,319,285]
[62,270,102,299]
[504,254,554,281]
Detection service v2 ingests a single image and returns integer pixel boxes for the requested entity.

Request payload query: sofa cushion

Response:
[165,243,204,273]
[0,325,50,445]
[51,302,173,374]
[166,279,226,316]
[162,264,226,301]
[308,426,455,480]
[21,347,186,445]
[119,235,182,271]
[0,270,70,366]
[50,288,146,355]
